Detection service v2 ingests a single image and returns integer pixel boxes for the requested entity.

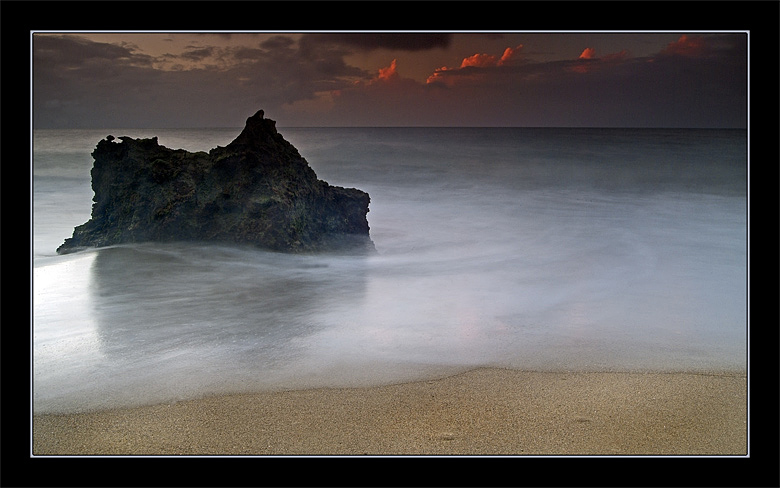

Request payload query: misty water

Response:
[32,127,748,414]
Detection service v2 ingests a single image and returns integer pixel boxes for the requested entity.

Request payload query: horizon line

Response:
[32,125,748,131]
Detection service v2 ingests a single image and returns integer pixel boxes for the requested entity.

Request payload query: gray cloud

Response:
[33,35,153,68]
[180,46,216,61]
[32,34,365,128]
[300,33,452,52]
[259,35,296,50]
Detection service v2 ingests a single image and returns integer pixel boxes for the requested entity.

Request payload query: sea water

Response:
[32,127,748,414]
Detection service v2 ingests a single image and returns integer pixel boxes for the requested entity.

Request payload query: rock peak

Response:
[226,109,280,150]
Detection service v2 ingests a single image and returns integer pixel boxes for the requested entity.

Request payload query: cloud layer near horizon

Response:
[33,33,747,128]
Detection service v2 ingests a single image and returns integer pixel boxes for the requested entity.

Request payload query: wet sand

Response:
[32,367,747,456]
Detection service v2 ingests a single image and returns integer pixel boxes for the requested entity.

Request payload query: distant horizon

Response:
[32,124,748,131]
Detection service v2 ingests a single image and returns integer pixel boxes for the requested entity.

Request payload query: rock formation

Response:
[56,110,374,254]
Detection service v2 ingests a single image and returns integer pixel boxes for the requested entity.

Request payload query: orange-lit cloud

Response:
[341,59,402,90]
[571,48,595,73]
[426,45,524,84]
[425,66,449,84]
[570,48,630,73]
[498,45,523,65]
[377,58,399,81]
[461,53,498,68]
[338,59,402,94]
[661,34,706,57]
[460,44,524,68]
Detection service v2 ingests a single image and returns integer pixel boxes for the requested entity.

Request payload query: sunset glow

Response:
[32,32,748,128]
[499,45,523,65]
[460,52,499,68]
[377,59,399,81]
[662,34,707,57]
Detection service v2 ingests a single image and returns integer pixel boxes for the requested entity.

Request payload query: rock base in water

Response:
[57,110,375,254]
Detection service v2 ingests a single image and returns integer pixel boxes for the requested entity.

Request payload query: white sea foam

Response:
[32,127,748,413]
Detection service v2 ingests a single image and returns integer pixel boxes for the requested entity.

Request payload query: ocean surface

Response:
[32,127,748,414]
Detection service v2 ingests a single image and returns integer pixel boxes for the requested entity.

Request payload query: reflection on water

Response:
[89,245,332,364]
[33,252,104,394]
[33,243,373,413]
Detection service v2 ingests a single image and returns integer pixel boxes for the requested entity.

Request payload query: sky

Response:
[32,31,748,129]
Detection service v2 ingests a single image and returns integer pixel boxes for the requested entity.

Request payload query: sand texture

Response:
[32,368,747,456]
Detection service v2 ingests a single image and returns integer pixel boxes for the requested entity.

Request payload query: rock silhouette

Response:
[57,110,374,254]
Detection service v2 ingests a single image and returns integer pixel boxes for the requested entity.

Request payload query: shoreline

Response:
[32,367,747,456]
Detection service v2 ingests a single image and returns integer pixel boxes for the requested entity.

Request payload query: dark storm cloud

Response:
[301,33,452,52]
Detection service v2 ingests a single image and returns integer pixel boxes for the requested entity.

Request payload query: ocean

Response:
[32,127,748,414]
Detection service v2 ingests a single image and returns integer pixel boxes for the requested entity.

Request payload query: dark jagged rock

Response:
[57,110,375,254]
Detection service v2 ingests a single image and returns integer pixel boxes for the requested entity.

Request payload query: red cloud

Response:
[570,48,630,73]
[571,48,596,73]
[661,34,706,57]
[338,58,402,93]
[498,45,523,65]
[376,58,399,81]
[460,44,524,68]
[460,53,498,68]
[426,66,449,84]
[426,45,524,84]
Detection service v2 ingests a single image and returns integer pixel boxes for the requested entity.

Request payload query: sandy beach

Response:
[32,367,746,456]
